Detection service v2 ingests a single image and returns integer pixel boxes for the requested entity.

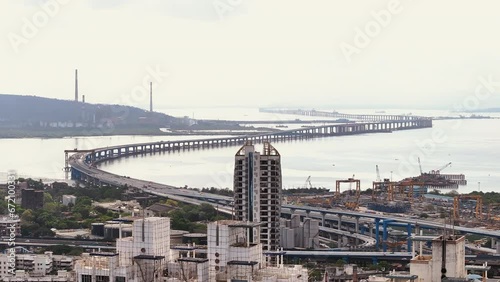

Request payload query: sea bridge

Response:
[65,118,432,168]
[259,108,426,122]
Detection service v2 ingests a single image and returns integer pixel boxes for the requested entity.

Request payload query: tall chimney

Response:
[75,69,78,102]
[149,81,153,112]
[82,95,85,103]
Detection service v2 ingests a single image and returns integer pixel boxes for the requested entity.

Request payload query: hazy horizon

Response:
[2,0,500,110]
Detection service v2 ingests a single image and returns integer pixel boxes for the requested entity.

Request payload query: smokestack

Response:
[75,69,78,102]
[82,95,85,103]
[149,81,153,112]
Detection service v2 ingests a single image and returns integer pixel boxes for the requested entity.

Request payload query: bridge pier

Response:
[382,220,391,252]
[375,218,380,251]
[321,212,326,227]
[407,223,412,253]
[355,217,360,246]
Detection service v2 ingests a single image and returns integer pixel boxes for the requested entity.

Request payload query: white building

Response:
[1,270,74,282]
[410,235,466,281]
[62,195,77,206]
[207,220,308,282]
[280,215,320,249]
[0,252,60,277]
[0,216,21,237]
[75,217,170,282]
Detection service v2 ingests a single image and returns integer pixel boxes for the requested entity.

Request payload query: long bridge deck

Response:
[259,108,427,122]
[66,118,431,167]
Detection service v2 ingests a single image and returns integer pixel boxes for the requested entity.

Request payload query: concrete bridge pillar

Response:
[321,212,326,227]
[338,215,342,230]
[407,223,412,252]
[375,218,380,251]
[355,217,360,246]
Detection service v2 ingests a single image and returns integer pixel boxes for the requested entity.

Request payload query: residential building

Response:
[233,141,282,253]
[0,216,21,237]
[0,251,69,277]
[207,220,308,281]
[75,217,170,282]
[21,189,44,210]
[280,215,320,249]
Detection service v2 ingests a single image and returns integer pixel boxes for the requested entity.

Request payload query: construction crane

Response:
[432,162,452,174]
[417,157,423,175]
[376,165,381,182]
[304,176,313,189]
[335,175,360,210]
[453,195,483,220]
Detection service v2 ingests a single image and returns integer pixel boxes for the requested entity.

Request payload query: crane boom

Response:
[435,162,452,173]
[304,176,312,189]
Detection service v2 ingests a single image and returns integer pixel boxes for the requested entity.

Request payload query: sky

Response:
[1,0,500,110]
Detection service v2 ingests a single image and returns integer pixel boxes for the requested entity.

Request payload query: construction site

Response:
[285,161,500,232]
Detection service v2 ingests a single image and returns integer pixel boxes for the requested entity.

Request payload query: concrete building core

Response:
[410,235,466,281]
[233,141,282,253]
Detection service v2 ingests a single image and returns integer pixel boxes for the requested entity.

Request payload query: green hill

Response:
[0,94,178,137]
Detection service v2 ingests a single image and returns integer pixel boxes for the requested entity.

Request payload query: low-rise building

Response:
[75,217,171,282]
[0,216,21,237]
[280,214,320,249]
[207,220,308,282]
[0,252,66,277]
[62,195,77,206]
[1,270,74,282]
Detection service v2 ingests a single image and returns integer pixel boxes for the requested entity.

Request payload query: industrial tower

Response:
[75,69,78,102]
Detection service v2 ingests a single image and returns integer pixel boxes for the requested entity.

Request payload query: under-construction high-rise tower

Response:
[233,141,282,253]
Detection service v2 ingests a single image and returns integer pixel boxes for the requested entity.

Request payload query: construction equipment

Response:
[372,180,397,201]
[453,195,483,221]
[432,162,452,174]
[335,175,360,210]
[487,203,500,221]
[304,176,313,189]
[384,240,407,252]
[394,180,425,204]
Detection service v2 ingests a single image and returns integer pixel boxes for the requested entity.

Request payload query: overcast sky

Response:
[1,0,499,110]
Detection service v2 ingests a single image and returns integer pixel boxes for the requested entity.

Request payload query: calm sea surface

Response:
[1,108,499,193]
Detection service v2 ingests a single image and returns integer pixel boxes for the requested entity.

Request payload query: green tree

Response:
[21,210,35,222]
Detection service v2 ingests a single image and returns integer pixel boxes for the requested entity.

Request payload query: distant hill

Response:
[0,94,175,124]
[0,94,259,138]
[0,94,185,137]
